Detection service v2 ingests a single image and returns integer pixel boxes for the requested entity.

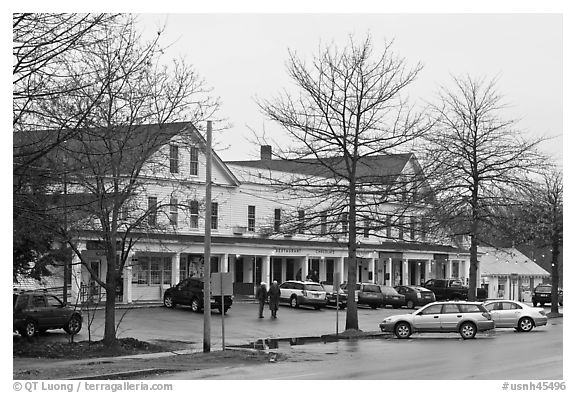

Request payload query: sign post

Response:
[333,272,341,337]
[211,272,233,350]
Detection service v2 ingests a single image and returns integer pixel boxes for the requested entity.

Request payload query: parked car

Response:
[532,284,563,307]
[380,286,405,309]
[13,291,83,338]
[341,283,384,309]
[395,285,436,309]
[423,279,469,301]
[379,301,494,340]
[483,299,547,332]
[321,282,347,309]
[163,277,233,314]
[279,280,327,309]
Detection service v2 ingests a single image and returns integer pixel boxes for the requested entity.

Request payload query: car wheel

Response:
[219,306,228,314]
[459,322,477,339]
[392,305,400,309]
[338,304,346,310]
[191,297,202,313]
[532,301,538,307]
[370,304,378,309]
[64,314,82,335]
[290,296,299,308]
[20,320,38,338]
[394,322,412,339]
[407,300,415,309]
[163,294,175,308]
[518,317,534,332]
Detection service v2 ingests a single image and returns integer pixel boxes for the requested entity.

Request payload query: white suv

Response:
[279,280,327,309]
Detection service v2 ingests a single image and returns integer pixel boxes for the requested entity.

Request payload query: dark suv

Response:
[13,291,83,337]
[163,277,233,314]
[340,282,384,309]
[532,284,563,307]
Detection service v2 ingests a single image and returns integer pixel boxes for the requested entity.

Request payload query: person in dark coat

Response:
[255,282,268,318]
[296,268,302,281]
[268,280,281,318]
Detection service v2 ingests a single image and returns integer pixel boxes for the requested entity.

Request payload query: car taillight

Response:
[302,290,307,297]
[482,312,492,320]
[416,292,421,299]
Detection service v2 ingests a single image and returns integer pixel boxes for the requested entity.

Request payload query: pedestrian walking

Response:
[256,281,268,318]
[268,280,281,318]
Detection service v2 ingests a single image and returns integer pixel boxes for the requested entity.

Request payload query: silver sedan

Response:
[483,299,547,332]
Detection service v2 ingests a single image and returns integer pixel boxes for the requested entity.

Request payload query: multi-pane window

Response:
[211,202,218,230]
[248,205,256,232]
[147,197,157,226]
[169,145,179,173]
[410,217,416,240]
[420,218,428,241]
[320,212,327,235]
[363,217,370,238]
[169,198,178,227]
[190,146,199,176]
[274,209,281,232]
[398,216,404,239]
[341,212,348,236]
[132,256,172,285]
[386,215,392,238]
[189,200,199,228]
[298,209,305,234]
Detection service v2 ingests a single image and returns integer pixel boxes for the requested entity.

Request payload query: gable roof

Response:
[227,153,413,184]
[15,122,240,186]
[478,246,550,277]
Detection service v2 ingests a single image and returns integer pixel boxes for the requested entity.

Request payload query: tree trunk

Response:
[468,236,478,301]
[102,250,118,346]
[345,180,359,331]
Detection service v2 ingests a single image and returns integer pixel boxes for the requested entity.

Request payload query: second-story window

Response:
[169,198,178,227]
[248,205,256,232]
[189,200,199,228]
[398,216,404,240]
[170,145,179,174]
[410,217,416,240]
[386,215,392,238]
[211,202,218,230]
[298,209,305,234]
[274,208,281,232]
[320,212,327,235]
[363,217,370,238]
[341,212,348,237]
[190,146,199,176]
[147,197,157,226]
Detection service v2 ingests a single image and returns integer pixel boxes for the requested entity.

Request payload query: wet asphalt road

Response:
[157,317,563,380]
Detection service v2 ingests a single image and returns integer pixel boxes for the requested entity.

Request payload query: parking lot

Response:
[16,300,562,351]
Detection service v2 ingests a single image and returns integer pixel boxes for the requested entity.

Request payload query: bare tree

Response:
[257,35,431,330]
[421,75,546,300]
[23,15,218,346]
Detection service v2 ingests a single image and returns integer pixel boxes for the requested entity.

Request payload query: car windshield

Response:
[341,283,361,290]
[322,284,334,292]
[363,285,381,293]
[305,284,325,291]
[535,286,552,293]
[380,286,399,295]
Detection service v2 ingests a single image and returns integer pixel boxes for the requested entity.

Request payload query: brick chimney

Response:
[260,145,272,160]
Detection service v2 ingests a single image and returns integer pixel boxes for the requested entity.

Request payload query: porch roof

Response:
[478,246,550,277]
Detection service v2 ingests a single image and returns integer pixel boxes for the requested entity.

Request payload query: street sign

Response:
[211,272,233,296]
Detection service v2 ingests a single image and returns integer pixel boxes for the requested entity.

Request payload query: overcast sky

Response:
[137,13,562,164]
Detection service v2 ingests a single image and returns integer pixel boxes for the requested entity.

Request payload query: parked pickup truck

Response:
[423,279,469,301]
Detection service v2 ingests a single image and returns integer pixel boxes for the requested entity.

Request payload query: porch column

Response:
[221,253,229,273]
[447,259,453,279]
[70,244,84,306]
[425,259,432,283]
[302,255,309,280]
[402,259,409,285]
[337,257,345,282]
[171,253,180,286]
[263,255,271,287]
[122,252,136,304]
[386,258,393,286]
[369,258,375,283]
[464,258,471,286]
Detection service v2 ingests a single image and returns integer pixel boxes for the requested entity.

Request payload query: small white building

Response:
[478,246,550,301]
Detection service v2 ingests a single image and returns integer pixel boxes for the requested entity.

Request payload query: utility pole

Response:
[203,120,212,353]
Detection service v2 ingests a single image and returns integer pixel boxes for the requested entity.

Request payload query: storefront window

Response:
[132,256,172,285]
